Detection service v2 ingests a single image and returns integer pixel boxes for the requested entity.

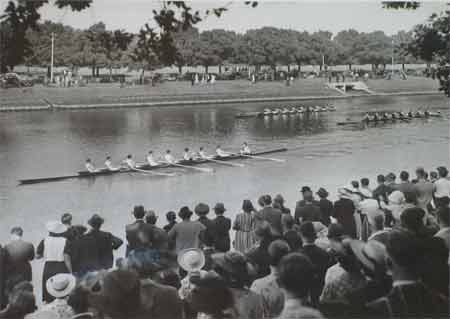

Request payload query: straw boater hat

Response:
[46,221,67,234]
[46,273,76,298]
[178,248,206,272]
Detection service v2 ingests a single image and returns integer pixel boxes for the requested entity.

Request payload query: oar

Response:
[207,158,245,167]
[132,167,176,177]
[166,162,214,173]
[240,154,286,163]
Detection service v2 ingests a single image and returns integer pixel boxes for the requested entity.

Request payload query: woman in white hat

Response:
[37,273,76,319]
[36,221,72,303]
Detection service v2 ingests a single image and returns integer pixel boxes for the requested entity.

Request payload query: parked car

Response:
[0,73,33,88]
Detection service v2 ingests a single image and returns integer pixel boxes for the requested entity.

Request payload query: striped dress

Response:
[233,212,257,253]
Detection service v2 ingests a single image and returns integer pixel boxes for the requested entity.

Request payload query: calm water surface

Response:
[0,95,449,246]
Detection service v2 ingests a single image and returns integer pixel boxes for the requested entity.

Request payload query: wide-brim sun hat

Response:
[178,248,206,272]
[349,240,387,275]
[46,273,76,298]
[46,221,67,234]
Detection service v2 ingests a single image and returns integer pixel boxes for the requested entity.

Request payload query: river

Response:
[0,94,449,249]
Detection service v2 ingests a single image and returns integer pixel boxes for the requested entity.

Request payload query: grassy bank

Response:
[0,77,442,110]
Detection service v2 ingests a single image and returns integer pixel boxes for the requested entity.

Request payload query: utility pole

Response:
[50,32,54,83]
[391,38,394,78]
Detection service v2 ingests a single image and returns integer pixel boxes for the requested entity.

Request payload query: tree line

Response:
[1,21,422,76]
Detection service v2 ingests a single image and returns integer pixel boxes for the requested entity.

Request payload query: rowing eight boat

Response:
[236,107,336,119]
[337,113,442,126]
[18,148,288,185]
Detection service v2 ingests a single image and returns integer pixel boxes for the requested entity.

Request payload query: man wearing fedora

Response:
[295,187,321,224]
[66,214,123,277]
[212,203,231,252]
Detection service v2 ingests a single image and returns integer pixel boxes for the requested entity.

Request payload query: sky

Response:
[1,0,448,35]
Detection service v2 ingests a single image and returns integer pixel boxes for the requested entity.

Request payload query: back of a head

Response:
[437,206,450,226]
[145,211,158,225]
[264,194,272,206]
[281,214,294,229]
[351,180,359,189]
[11,226,23,237]
[268,239,291,267]
[166,211,176,222]
[133,205,146,219]
[401,207,425,234]
[403,189,418,204]
[61,213,73,225]
[415,167,426,179]
[98,270,141,316]
[400,170,409,182]
[386,230,422,269]
[386,172,396,182]
[377,174,385,184]
[437,166,448,178]
[242,199,254,213]
[257,195,266,208]
[360,178,369,187]
[277,253,314,298]
[299,221,317,242]
[372,213,385,231]
[178,206,193,220]
[274,194,284,205]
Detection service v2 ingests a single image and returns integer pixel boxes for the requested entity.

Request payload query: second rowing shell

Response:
[19,148,288,185]
[337,114,442,126]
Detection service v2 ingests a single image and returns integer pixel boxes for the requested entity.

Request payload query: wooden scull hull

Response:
[19,148,288,185]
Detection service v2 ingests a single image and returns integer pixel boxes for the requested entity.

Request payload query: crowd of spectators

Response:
[0,165,449,319]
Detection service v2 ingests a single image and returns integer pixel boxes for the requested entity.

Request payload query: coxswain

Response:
[216,145,229,158]
[105,156,120,171]
[183,148,193,161]
[164,150,176,164]
[85,159,98,173]
[240,142,251,155]
[146,151,159,167]
[124,154,136,169]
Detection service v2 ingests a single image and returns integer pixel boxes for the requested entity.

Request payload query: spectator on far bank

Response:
[4,227,34,297]
[212,203,231,252]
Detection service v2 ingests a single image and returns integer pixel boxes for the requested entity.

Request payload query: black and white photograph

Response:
[0,0,449,318]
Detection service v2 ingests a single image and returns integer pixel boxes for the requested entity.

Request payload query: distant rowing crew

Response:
[84,143,252,173]
[363,110,441,121]
[262,105,336,116]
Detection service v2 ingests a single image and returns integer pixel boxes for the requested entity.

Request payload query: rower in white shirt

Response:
[85,159,98,173]
[240,142,251,155]
[105,156,120,171]
[124,154,136,169]
[146,150,159,167]
[198,147,211,159]
[216,145,230,158]
[164,150,176,164]
[183,148,193,161]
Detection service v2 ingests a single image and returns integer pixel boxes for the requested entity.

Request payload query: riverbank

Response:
[0,77,442,111]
